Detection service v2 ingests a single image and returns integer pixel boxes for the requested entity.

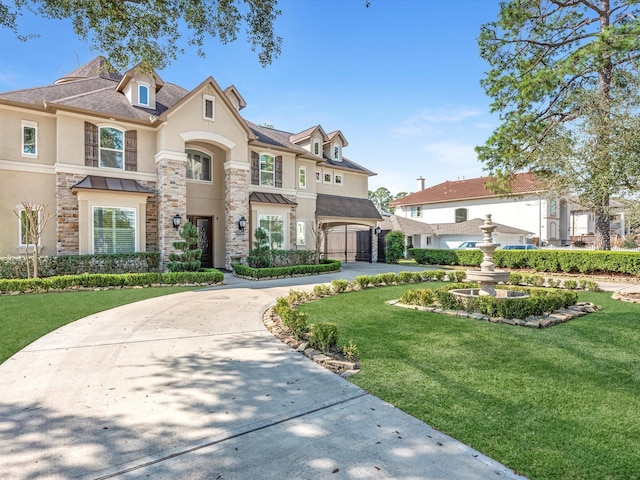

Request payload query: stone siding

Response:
[156,155,187,270]
[56,172,84,255]
[225,166,250,269]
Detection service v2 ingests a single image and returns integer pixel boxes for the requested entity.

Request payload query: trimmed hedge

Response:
[409,248,640,276]
[0,270,223,294]
[400,284,579,319]
[232,260,341,279]
[0,252,162,279]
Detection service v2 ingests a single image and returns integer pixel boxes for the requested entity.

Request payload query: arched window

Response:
[455,208,468,223]
[138,84,149,106]
[186,149,212,181]
[99,127,124,169]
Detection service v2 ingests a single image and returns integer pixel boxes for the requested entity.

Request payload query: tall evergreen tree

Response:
[478,0,640,250]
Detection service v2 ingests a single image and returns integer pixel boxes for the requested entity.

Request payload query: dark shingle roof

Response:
[316,194,382,221]
[429,218,532,235]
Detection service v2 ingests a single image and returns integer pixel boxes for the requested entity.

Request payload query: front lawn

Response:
[298,284,640,480]
[0,287,194,364]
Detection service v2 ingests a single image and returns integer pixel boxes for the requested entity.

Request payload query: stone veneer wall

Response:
[56,172,84,254]
[144,182,158,251]
[224,165,250,270]
[156,155,187,270]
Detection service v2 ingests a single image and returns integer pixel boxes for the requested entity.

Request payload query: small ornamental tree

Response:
[385,230,406,264]
[167,221,202,272]
[13,201,54,278]
[247,227,271,268]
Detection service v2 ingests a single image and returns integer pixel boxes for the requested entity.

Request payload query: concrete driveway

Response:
[0,263,528,479]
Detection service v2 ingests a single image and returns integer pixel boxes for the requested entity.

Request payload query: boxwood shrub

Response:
[232,259,341,279]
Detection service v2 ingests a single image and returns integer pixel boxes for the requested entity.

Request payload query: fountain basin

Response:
[465,270,510,284]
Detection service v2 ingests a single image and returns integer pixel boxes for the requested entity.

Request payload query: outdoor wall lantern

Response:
[172,213,182,230]
[374,226,382,235]
[238,216,247,232]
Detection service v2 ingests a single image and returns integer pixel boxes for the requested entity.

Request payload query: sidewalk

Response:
[0,262,529,480]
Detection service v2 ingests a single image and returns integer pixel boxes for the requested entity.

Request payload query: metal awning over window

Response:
[71,175,155,195]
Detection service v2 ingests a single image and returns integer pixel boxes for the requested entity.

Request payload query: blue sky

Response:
[0,0,503,195]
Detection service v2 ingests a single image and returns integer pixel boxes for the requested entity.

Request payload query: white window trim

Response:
[260,153,275,187]
[137,83,150,107]
[313,140,320,156]
[91,205,138,254]
[323,170,333,185]
[299,166,307,189]
[333,143,340,160]
[185,148,214,184]
[258,213,286,249]
[203,93,215,121]
[297,220,306,246]
[21,120,38,157]
[98,125,125,170]
[334,173,343,186]
[315,170,321,183]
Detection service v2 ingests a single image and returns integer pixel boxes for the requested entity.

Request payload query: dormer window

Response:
[138,84,149,106]
[203,94,215,121]
[314,141,320,155]
[333,144,339,160]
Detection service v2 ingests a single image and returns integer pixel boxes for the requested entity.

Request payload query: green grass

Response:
[0,287,194,363]
[299,284,640,480]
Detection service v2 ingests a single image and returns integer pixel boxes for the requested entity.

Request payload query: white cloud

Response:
[392,107,484,139]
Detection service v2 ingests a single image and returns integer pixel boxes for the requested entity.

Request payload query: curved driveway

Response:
[0,263,529,479]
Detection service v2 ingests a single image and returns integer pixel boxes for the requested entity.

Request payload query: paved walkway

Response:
[1,262,634,479]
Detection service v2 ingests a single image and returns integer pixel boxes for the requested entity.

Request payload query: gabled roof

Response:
[316,194,382,221]
[290,125,328,144]
[392,172,547,207]
[378,214,434,235]
[223,85,247,110]
[326,130,348,147]
[429,218,533,236]
[116,64,165,93]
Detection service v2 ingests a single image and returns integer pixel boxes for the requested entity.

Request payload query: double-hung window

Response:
[93,207,136,254]
[259,214,284,249]
[297,221,306,245]
[22,120,37,156]
[19,209,38,246]
[260,154,275,186]
[410,206,422,218]
[99,127,124,169]
[299,167,306,188]
[186,149,212,181]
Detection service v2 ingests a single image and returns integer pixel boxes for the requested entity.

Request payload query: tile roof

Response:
[392,172,547,206]
[316,194,382,221]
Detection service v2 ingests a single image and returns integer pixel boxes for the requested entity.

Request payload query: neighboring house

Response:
[0,57,381,270]
[377,214,532,251]
[569,199,630,245]
[392,173,569,247]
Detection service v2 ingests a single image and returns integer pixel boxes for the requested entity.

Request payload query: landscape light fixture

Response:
[172,213,182,230]
[238,216,247,232]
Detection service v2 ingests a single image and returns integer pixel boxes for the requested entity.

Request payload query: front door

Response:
[189,216,213,268]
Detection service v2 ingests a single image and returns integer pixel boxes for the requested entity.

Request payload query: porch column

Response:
[156,151,187,271]
[224,160,250,270]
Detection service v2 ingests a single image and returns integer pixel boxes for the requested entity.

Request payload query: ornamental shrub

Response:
[309,323,338,352]
[167,221,202,272]
[384,231,406,264]
[331,279,351,293]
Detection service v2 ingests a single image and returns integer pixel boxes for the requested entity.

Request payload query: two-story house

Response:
[392,173,570,247]
[0,57,381,270]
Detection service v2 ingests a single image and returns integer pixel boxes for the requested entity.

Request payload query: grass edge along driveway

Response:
[298,284,640,480]
[0,286,194,364]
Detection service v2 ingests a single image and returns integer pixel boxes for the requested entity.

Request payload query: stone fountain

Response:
[451,214,528,300]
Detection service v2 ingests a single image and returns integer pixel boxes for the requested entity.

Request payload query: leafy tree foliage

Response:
[478,0,640,250]
[384,230,405,264]
[368,188,413,214]
[1,0,282,70]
